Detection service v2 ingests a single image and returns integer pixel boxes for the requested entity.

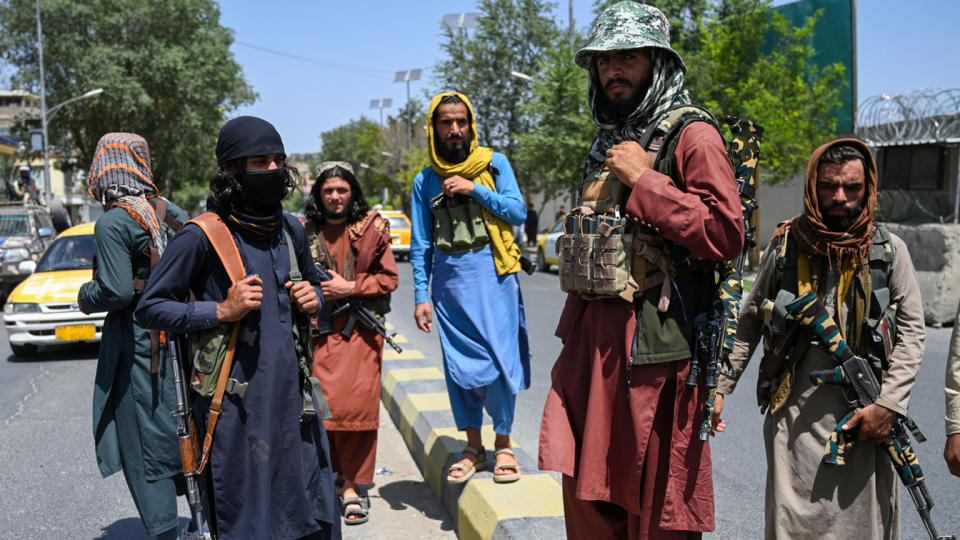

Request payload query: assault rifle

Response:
[167,334,213,540]
[314,262,403,353]
[693,116,763,440]
[784,290,955,540]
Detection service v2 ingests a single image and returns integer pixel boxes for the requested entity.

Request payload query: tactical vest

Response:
[305,217,391,318]
[755,224,897,413]
[558,104,725,365]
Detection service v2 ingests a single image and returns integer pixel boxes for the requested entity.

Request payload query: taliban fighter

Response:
[410,92,530,484]
[714,139,926,537]
[305,161,399,525]
[79,133,189,539]
[537,2,744,538]
[136,116,340,539]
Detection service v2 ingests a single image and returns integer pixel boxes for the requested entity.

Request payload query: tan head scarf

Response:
[773,137,878,267]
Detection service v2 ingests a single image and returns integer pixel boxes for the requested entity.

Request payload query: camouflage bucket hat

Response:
[575,1,684,72]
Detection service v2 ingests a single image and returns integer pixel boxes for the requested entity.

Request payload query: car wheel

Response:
[48,198,72,233]
[11,344,38,357]
[537,247,548,272]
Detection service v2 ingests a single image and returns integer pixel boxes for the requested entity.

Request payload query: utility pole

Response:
[393,69,422,149]
[569,0,575,51]
[35,0,49,201]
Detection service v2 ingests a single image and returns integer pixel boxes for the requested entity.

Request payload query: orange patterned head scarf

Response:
[773,137,878,267]
[87,132,167,255]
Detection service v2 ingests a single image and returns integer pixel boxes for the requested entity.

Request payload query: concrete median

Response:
[380,332,565,539]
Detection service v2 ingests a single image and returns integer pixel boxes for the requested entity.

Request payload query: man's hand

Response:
[606,141,652,189]
[319,270,355,301]
[842,403,896,442]
[442,175,475,197]
[945,433,960,477]
[414,302,433,333]
[217,275,263,322]
[711,393,727,435]
[285,280,319,314]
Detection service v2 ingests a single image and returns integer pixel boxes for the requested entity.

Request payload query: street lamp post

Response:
[369,98,392,127]
[35,0,103,202]
[393,69,423,148]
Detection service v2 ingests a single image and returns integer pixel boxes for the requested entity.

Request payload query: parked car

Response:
[381,210,411,261]
[536,218,564,272]
[3,221,105,356]
[0,201,59,301]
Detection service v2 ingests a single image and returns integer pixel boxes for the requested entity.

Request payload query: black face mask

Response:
[238,168,286,215]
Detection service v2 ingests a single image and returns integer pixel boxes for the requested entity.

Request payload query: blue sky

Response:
[221,0,959,153]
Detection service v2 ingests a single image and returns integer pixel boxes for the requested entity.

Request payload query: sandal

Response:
[446,445,487,484]
[339,493,370,525]
[493,447,520,483]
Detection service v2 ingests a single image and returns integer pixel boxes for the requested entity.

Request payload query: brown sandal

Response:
[446,445,487,484]
[493,447,520,483]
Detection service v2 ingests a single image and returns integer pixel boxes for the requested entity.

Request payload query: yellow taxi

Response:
[536,218,564,271]
[380,210,411,262]
[3,222,105,356]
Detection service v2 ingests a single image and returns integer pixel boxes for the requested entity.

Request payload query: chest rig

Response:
[558,105,724,364]
[753,224,897,413]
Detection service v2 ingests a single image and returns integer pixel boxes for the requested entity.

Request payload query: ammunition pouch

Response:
[190,323,251,398]
[557,210,633,299]
[432,193,490,254]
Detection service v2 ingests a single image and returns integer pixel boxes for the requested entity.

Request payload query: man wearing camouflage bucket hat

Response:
[538,2,743,538]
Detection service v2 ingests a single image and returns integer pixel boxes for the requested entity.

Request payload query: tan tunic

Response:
[717,233,925,540]
[946,301,960,436]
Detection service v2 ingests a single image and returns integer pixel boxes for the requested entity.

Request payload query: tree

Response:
[314,117,388,196]
[0,0,256,210]
[515,38,595,206]
[684,1,844,183]
[434,0,559,193]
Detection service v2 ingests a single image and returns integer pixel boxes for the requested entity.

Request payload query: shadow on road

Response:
[94,517,192,539]
[378,480,456,532]
[5,342,99,363]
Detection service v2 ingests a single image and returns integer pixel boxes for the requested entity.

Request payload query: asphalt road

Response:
[389,260,960,539]
[2,261,957,539]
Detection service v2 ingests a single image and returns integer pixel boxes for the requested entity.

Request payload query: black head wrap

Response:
[215,116,285,163]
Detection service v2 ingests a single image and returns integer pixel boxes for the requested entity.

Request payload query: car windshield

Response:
[36,235,96,272]
[387,217,409,230]
[0,214,29,236]
[551,220,564,233]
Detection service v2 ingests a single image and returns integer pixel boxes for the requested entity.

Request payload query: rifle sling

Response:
[184,212,246,474]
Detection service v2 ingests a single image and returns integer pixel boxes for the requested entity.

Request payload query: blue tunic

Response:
[135,213,340,540]
[410,153,530,394]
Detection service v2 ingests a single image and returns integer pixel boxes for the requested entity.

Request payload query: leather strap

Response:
[184,212,245,474]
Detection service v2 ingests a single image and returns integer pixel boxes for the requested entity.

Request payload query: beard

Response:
[323,196,352,221]
[822,202,865,232]
[596,77,649,122]
[435,131,471,164]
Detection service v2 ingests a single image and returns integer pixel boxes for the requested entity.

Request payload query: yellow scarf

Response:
[427,92,521,275]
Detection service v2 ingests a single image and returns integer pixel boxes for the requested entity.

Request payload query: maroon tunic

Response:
[311,212,398,483]
[538,122,743,535]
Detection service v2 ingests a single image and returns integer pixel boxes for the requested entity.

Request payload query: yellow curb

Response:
[422,425,520,497]
[383,347,423,360]
[398,393,451,448]
[458,475,564,540]
[381,367,444,414]
[391,333,409,343]
[386,322,395,330]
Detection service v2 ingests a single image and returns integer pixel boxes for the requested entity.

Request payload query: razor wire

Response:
[857,88,960,146]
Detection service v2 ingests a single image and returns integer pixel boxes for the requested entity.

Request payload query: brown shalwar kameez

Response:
[311,213,398,484]
[539,123,744,539]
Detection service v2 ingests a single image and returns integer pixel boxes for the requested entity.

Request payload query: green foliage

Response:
[0,0,256,211]
[515,38,595,200]
[434,0,559,193]
[314,117,389,197]
[684,1,845,183]
[282,188,306,215]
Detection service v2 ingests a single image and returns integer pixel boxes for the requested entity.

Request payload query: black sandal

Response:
[339,493,370,525]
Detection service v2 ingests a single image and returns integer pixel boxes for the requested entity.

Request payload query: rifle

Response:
[785,290,955,540]
[314,262,403,353]
[694,116,763,440]
[167,333,213,540]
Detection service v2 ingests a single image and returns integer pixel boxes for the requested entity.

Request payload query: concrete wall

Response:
[884,223,960,326]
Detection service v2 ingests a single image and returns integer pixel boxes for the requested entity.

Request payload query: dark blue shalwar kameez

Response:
[135,212,340,540]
